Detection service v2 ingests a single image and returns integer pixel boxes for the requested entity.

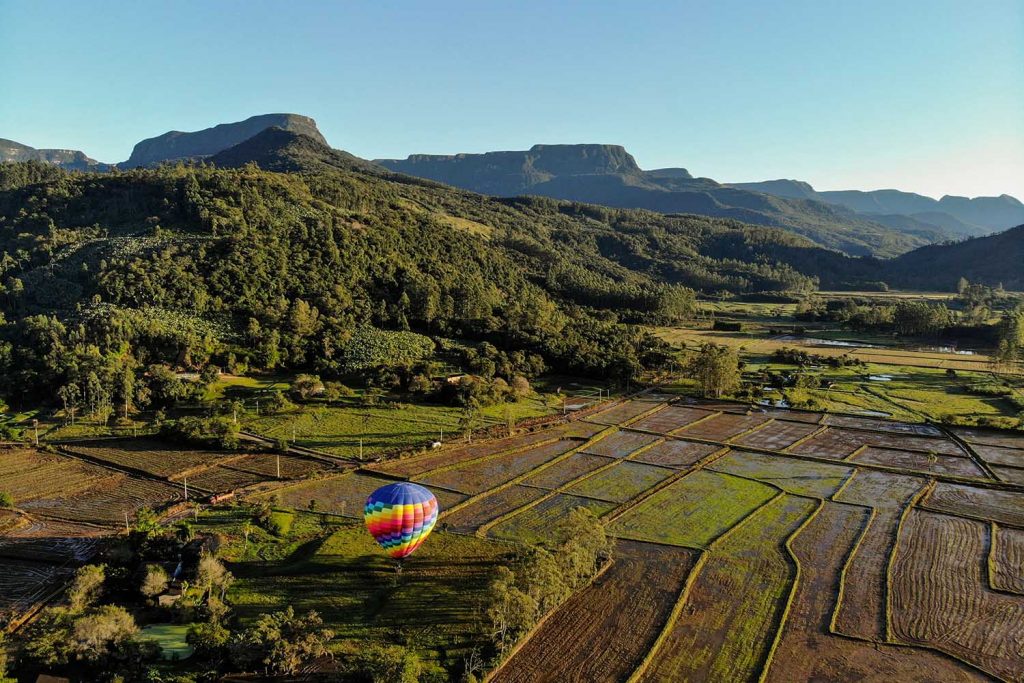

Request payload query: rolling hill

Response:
[888,225,1024,290]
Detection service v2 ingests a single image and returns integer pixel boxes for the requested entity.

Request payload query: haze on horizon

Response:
[1,0,1022,200]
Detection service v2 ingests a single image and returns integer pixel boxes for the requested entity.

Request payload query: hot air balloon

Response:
[364,482,439,561]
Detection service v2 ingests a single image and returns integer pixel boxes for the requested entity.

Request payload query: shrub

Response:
[0,491,13,508]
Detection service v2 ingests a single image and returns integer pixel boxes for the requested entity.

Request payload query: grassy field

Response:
[140,623,194,660]
[222,515,514,671]
[637,495,818,682]
[488,494,616,545]
[243,396,557,460]
[608,470,776,547]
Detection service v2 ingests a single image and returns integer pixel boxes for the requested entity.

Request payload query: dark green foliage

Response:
[161,416,241,450]
[0,158,830,402]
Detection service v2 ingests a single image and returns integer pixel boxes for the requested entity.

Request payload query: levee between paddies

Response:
[635,495,818,683]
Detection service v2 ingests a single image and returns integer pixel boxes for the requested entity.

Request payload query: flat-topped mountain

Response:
[124,113,327,167]
[380,144,642,196]
[0,138,110,171]
[377,144,932,257]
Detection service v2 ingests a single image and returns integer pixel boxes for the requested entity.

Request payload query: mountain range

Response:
[2,112,1022,267]
[730,179,1024,237]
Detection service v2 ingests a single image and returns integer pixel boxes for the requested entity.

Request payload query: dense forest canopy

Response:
[0,146,1016,406]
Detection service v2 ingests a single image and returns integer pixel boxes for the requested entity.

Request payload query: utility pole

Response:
[32,419,39,446]
[359,438,363,460]
[124,511,130,533]
[276,454,281,479]
[439,428,443,444]
[183,477,188,502]
[255,399,260,416]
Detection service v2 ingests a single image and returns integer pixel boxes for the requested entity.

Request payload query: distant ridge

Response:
[731,179,1024,236]
[124,113,327,167]
[0,138,109,171]
[377,144,932,257]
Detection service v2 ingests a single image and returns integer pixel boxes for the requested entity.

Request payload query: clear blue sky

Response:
[2,0,1022,198]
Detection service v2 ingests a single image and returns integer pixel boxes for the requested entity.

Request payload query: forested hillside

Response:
[0,128,1015,407]
[0,145,851,404]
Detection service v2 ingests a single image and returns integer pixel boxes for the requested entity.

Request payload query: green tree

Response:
[291,374,325,400]
[350,643,423,683]
[140,564,169,600]
[67,564,105,612]
[686,343,741,398]
[229,607,334,676]
[70,605,138,662]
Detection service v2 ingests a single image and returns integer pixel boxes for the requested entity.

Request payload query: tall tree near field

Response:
[687,343,741,398]
[994,308,1024,371]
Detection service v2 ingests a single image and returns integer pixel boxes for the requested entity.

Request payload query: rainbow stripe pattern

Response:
[364,482,439,559]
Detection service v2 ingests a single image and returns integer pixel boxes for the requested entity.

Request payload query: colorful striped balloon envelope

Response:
[364,482,439,560]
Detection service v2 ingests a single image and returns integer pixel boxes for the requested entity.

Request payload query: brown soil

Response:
[580,430,660,458]
[891,510,1024,681]
[490,541,698,683]
[851,447,988,478]
[923,482,1024,527]
[991,524,1024,595]
[441,485,549,534]
[518,453,611,489]
[765,502,985,682]
[629,438,720,468]
[419,439,579,494]
[832,472,927,640]
[732,420,820,450]
[788,427,868,459]
[676,412,769,441]
[586,399,667,426]
[629,405,711,433]
[973,444,1024,468]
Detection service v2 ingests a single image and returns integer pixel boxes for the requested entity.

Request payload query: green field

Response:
[140,623,194,660]
[639,494,818,681]
[243,397,556,459]
[225,520,513,670]
[488,494,617,545]
[709,450,853,498]
[564,461,676,503]
[609,470,777,547]
[262,471,468,518]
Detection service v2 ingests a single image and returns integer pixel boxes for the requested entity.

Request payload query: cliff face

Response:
[123,113,327,167]
[378,144,644,195]
[0,138,109,171]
